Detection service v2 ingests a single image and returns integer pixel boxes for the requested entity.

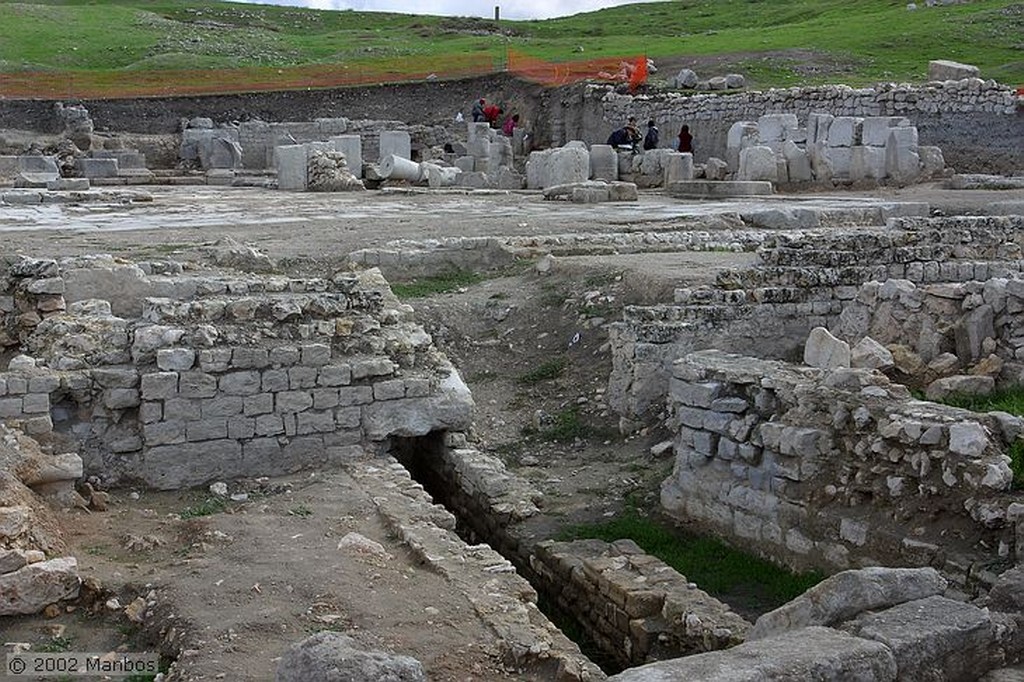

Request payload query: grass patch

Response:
[933,385,1024,488]
[517,356,567,384]
[37,636,75,653]
[558,512,823,611]
[0,0,1020,92]
[179,496,228,519]
[538,407,587,442]
[389,269,484,299]
[938,385,1024,417]
[288,504,313,518]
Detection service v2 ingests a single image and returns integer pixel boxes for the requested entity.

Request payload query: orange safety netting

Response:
[507,50,648,90]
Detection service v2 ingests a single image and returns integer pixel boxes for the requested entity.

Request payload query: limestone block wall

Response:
[660,349,1022,592]
[558,81,1022,173]
[608,215,1024,422]
[0,255,473,489]
[530,539,750,668]
[240,118,454,170]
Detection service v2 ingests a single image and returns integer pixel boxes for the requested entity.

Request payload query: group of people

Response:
[607,116,693,154]
[471,97,520,136]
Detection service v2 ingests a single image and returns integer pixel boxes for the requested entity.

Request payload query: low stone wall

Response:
[530,539,750,668]
[660,349,1022,592]
[388,432,749,671]
[608,215,1024,423]
[0,253,473,489]
[559,80,1023,173]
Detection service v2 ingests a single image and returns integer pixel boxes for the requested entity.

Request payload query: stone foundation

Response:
[660,349,1021,591]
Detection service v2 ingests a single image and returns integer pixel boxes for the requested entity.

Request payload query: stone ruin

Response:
[0,69,1022,680]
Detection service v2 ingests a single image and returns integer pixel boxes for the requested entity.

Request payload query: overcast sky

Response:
[226,0,654,21]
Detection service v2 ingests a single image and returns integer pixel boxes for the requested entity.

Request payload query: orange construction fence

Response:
[507,50,648,90]
[0,50,647,100]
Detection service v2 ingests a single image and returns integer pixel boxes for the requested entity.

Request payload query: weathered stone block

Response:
[178,371,217,399]
[105,388,140,409]
[143,439,243,489]
[289,366,318,389]
[156,348,195,371]
[749,567,947,640]
[277,390,314,413]
[318,365,352,387]
[219,370,262,396]
[0,557,80,616]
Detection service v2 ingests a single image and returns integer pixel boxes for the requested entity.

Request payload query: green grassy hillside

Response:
[0,0,1020,89]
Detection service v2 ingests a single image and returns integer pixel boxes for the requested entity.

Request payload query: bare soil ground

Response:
[2,182,1022,679]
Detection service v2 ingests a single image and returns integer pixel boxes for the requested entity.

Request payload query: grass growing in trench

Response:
[558,512,824,611]
[389,269,485,299]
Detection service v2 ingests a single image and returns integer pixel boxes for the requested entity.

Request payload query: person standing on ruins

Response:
[471,98,486,122]
[643,119,660,150]
[677,124,694,153]
[502,113,520,136]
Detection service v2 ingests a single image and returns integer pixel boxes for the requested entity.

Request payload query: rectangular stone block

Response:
[338,386,373,406]
[331,135,362,179]
[373,379,406,401]
[21,393,49,414]
[201,395,243,418]
[297,410,336,434]
[312,388,340,409]
[255,413,285,436]
[276,144,308,191]
[276,390,313,413]
[0,398,22,418]
[143,421,186,446]
[198,348,232,372]
[318,365,352,387]
[105,388,140,409]
[187,418,227,442]
[164,397,201,421]
[140,401,162,424]
[289,366,318,389]
[862,117,911,146]
[27,376,60,393]
[379,131,411,162]
[336,406,361,428]
[178,371,217,399]
[301,343,331,366]
[232,347,269,369]
[269,346,300,366]
[262,369,289,392]
[219,371,261,396]
[827,117,864,147]
[143,439,243,489]
[227,416,256,440]
[243,393,274,416]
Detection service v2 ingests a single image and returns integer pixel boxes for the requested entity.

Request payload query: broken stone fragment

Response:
[277,631,426,682]
[804,327,851,369]
[0,556,80,616]
[747,566,947,640]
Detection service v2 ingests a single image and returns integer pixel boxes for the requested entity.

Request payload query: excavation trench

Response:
[388,431,623,673]
[388,432,753,674]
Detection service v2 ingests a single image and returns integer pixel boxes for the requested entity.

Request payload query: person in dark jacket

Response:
[643,119,659,150]
[471,98,486,122]
[677,124,694,153]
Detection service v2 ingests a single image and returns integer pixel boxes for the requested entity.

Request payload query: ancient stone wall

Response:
[530,539,750,669]
[0,254,473,489]
[660,349,1022,593]
[565,81,1023,173]
[608,215,1024,422]
[387,431,749,670]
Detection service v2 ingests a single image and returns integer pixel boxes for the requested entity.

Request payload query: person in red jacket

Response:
[483,104,503,127]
